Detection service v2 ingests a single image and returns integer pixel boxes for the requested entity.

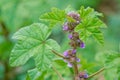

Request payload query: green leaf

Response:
[53,58,66,67]
[89,28,104,45]
[95,51,120,80]
[9,23,60,71]
[96,51,120,68]
[78,6,103,19]
[40,8,66,28]
[75,6,107,44]
[26,68,46,80]
[34,39,60,71]
[105,51,120,67]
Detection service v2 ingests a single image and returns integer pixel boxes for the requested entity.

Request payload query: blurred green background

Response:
[0,0,120,80]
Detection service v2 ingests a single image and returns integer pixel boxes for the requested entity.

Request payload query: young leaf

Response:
[40,8,66,28]
[75,6,107,44]
[9,23,60,71]
[78,6,103,19]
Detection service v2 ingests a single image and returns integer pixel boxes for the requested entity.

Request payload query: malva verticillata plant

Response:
[9,6,120,80]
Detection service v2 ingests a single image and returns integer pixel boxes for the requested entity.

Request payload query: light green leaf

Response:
[89,28,104,45]
[26,68,46,80]
[12,23,51,41]
[105,51,120,66]
[9,23,60,71]
[53,58,66,67]
[96,51,120,68]
[75,6,107,44]
[34,39,60,71]
[40,8,66,28]
[78,6,103,19]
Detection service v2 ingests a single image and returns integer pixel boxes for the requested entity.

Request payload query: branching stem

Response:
[87,67,105,79]
[51,50,66,59]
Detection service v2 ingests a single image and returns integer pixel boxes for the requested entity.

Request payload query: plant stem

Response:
[52,66,64,80]
[51,50,66,59]
[72,53,79,80]
[73,62,79,76]
[73,62,79,80]
[87,67,105,79]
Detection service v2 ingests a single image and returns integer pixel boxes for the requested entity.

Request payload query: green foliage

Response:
[0,0,119,80]
[105,51,120,68]
[8,6,118,80]
[75,6,107,45]
[26,68,46,80]
[53,59,66,67]
[40,8,66,28]
[95,51,120,80]
[9,23,60,71]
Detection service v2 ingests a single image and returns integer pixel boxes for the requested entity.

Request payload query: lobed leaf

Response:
[75,6,107,44]
[40,8,66,28]
[9,23,60,71]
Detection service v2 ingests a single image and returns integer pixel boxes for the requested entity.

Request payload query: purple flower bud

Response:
[72,49,76,54]
[76,58,80,62]
[67,11,80,22]
[68,34,72,39]
[67,62,72,67]
[63,50,69,57]
[63,59,68,63]
[77,39,80,43]
[80,42,85,48]
[76,21,80,23]
[63,22,69,31]
[84,74,88,79]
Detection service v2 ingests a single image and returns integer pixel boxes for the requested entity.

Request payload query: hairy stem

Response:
[52,66,64,80]
[87,67,105,79]
[73,63,79,80]
[72,54,79,80]
[51,50,66,58]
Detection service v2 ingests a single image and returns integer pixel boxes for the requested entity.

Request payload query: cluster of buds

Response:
[62,11,85,67]
[68,32,85,49]
[63,11,85,49]
[79,72,88,79]
[63,11,80,32]
[63,49,80,67]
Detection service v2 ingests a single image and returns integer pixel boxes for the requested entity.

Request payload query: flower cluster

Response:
[63,49,80,67]
[79,72,88,79]
[63,11,85,49]
[63,11,80,32]
[62,11,85,67]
